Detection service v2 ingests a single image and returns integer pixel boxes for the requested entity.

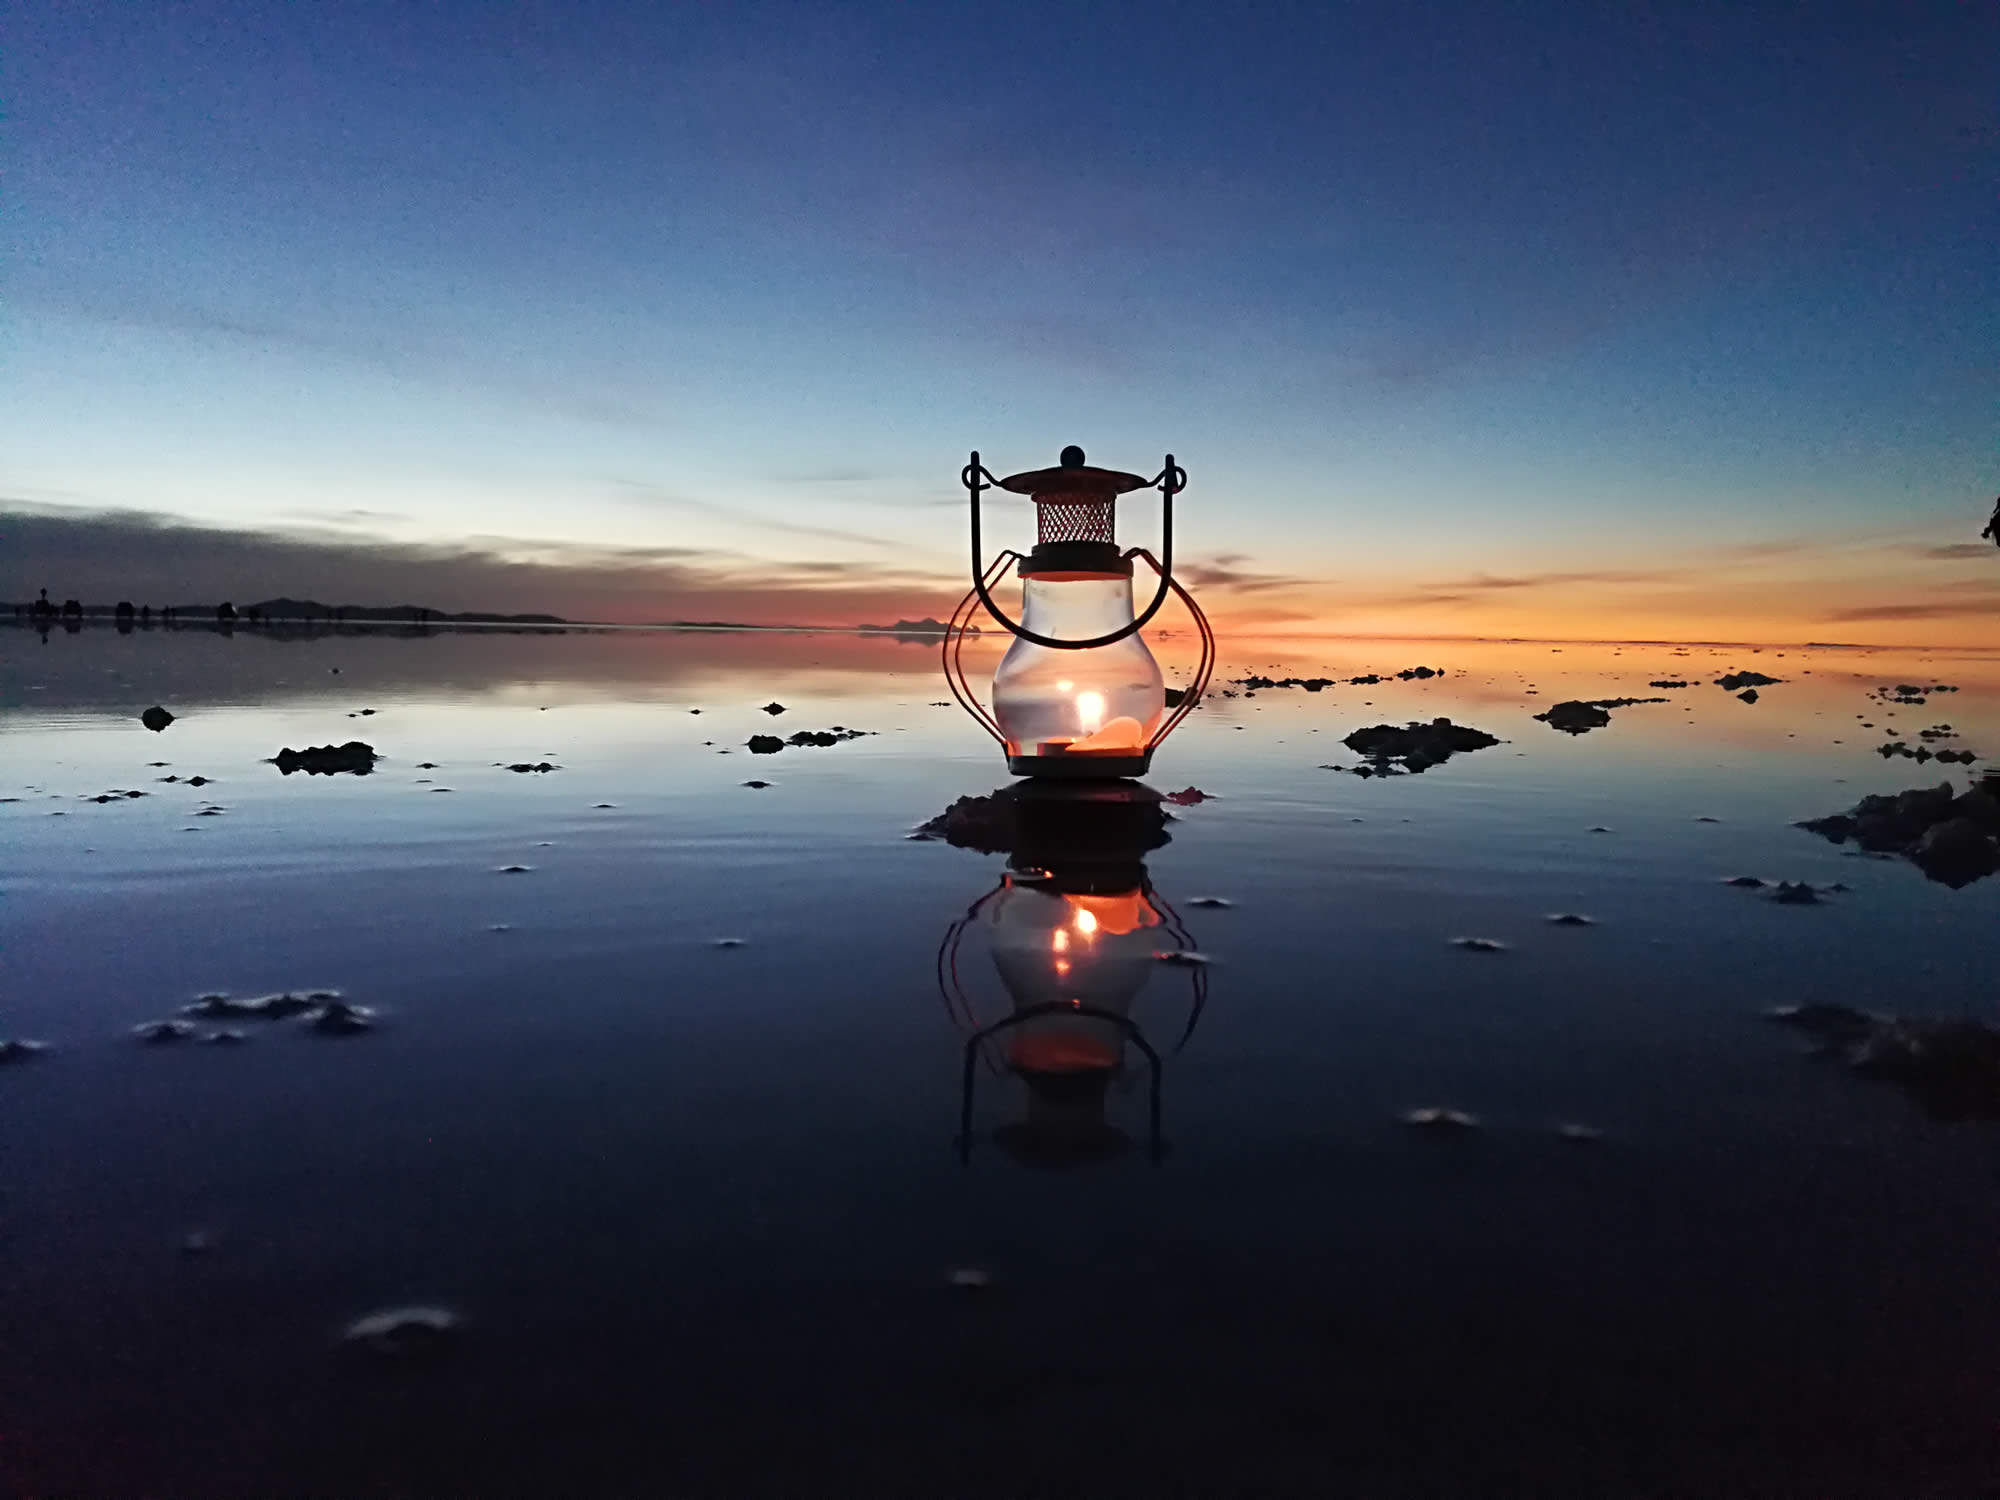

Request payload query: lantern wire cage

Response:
[1035,494,1117,545]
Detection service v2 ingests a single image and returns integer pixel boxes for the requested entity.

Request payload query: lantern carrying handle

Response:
[963,452,1185,650]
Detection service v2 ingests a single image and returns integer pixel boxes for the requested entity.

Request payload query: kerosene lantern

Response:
[945,447,1214,779]
[936,782,1208,1167]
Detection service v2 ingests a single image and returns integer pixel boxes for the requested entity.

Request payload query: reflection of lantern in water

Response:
[938,782,1207,1167]
[945,447,1215,781]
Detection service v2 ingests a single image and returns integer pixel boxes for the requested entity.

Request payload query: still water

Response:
[5,622,2000,1496]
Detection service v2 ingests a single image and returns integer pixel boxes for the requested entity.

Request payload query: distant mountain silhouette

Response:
[858,618,974,635]
[241,598,567,623]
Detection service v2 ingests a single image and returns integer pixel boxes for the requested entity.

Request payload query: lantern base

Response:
[1007,750,1155,780]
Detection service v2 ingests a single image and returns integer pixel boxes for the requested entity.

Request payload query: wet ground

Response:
[4,622,2000,1497]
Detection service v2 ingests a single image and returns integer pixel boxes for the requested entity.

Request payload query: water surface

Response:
[5,622,2000,1496]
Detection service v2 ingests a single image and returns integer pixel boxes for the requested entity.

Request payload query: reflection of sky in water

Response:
[5,624,2000,1494]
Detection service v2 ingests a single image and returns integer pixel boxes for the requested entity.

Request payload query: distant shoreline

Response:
[3,613,1993,655]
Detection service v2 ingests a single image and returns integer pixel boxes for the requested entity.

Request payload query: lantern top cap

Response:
[997,446,1150,498]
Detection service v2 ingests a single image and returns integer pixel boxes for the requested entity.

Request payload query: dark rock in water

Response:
[1402,1107,1480,1132]
[134,1020,197,1044]
[713,937,746,949]
[1162,687,1191,708]
[1237,675,1335,692]
[1766,1002,1878,1043]
[1768,880,1823,905]
[747,735,785,754]
[1536,696,1670,734]
[184,991,326,1020]
[0,1038,50,1063]
[498,864,531,874]
[1797,780,2000,887]
[742,780,771,789]
[1187,896,1234,908]
[201,1029,249,1045]
[912,785,1172,856]
[504,762,558,773]
[342,1306,460,1358]
[1716,671,1782,691]
[1340,718,1499,773]
[1537,700,1611,734]
[186,776,212,787]
[761,702,786,715]
[1913,818,1999,885]
[785,728,872,748]
[1737,688,1760,704]
[1765,1006,2000,1122]
[1546,912,1596,926]
[416,762,439,770]
[913,792,1019,853]
[140,705,175,732]
[1163,787,1213,805]
[1451,936,1508,952]
[1721,876,1766,887]
[306,999,374,1036]
[1649,680,1690,688]
[273,742,377,776]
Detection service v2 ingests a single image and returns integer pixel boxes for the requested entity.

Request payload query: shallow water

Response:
[5,622,2000,1497]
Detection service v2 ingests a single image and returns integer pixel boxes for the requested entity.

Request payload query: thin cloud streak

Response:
[603,479,905,552]
[0,502,959,627]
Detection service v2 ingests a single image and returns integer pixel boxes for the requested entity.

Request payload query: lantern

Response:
[945,446,1214,779]
[937,782,1208,1167]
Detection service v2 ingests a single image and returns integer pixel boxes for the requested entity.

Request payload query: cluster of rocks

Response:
[1235,666,1442,693]
[1328,718,1500,775]
[137,990,378,1038]
[1796,779,2000,887]
[747,728,872,753]
[1720,876,1846,905]
[1767,1002,2000,1122]
[272,742,378,775]
[1534,697,1667,734]
[85,789,148,803]
[1877,738,1979,765]
[1648,680,1691,688]
[1715,671,1782,692]
[502,761,560,773]
[1870,683,1957,708]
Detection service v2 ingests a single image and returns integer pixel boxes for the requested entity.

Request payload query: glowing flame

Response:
[1074,907,1098,936]
[1075,691,1106,736]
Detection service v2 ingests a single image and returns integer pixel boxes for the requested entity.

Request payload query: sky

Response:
[5,0,1996,643]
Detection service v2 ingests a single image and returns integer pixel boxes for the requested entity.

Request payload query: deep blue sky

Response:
[6,1,1996,636]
